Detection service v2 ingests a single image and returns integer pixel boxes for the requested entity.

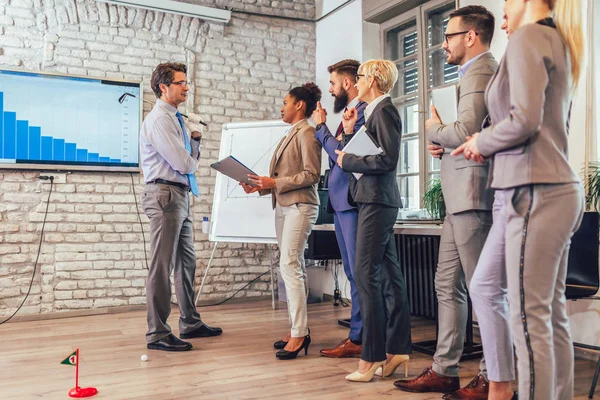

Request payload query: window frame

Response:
[379,0,457,210]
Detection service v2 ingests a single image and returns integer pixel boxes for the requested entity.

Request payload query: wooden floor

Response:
[0,300,598,399]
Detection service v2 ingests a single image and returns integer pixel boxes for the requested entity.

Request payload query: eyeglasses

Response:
[444,30,478,44]
[354,74,365,83]
[170,80,190,87]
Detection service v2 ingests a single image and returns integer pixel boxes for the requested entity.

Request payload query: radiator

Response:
[396,234,440,319]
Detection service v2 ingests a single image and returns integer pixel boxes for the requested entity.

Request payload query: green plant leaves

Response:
[423,178,446,220]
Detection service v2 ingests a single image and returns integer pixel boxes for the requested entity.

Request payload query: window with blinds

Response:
[381,0,458,212]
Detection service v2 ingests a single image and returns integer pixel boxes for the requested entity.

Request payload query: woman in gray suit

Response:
[335,59,412,382]
[242,82,322,360]
[453,1,584,399]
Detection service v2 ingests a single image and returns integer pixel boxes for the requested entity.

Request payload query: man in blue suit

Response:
[313,59,367,358]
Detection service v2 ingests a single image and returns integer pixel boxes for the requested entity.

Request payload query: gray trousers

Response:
[433,210,492,378]
[470,184,584,400]
[355,203,412,362]
[142,183,204,343]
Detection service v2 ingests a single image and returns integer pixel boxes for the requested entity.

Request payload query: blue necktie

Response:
[175,111,199,197]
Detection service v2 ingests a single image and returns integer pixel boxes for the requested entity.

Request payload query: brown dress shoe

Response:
[394,367,460,393]
[319,338,361,358]
[442,374,489,400]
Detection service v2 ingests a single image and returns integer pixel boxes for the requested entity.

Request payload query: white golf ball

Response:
[141,354,148,362]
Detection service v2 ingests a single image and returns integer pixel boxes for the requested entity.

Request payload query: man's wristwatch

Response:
[315,122,325,130]
[192,136,201,142]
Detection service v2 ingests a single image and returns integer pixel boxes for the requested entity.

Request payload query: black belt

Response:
[149,179,190,192]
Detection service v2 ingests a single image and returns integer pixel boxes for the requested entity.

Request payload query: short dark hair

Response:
[150,62,187,98]
[327,59,360,78]
[449,6,495,47]
[289,82,322,117]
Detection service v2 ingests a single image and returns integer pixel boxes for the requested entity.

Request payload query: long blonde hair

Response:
[549,0,584,88]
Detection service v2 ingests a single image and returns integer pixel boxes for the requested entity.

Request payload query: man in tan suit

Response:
[394,6,497,399]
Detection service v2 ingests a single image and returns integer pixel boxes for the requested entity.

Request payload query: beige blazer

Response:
[427,52,498,214]
[477,22,579,189]
[260,119,321,209]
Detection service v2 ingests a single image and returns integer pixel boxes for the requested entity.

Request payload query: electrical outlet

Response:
[52,173,67,183]
[40,173,67,183]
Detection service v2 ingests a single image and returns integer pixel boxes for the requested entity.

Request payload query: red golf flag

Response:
[61,349,98,398]
[60,351,77,366]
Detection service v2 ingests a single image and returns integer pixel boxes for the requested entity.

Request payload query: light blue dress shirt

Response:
[139,99,200,187]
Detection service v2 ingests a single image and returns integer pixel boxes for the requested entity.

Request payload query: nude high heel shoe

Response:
[374,354,410,378]
[345,360,386,382]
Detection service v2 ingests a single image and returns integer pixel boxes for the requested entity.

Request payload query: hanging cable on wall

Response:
[0,176,54,326]
[130,173,149,271]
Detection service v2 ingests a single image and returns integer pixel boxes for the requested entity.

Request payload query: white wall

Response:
[594,0,600,162]
[458,0,508,61]
[565,0,590,175]
[315,0,352,19]
[315,0,364,133]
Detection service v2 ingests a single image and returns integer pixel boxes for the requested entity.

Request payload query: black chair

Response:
[566,211,600,399]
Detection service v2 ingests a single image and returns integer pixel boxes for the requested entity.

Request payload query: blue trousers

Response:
[333,208,362,342]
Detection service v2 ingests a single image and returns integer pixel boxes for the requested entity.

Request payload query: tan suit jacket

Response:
[260,119,321,209]
[427,52,498,214]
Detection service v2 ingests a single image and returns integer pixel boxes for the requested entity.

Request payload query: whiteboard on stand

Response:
[209,120,288,244]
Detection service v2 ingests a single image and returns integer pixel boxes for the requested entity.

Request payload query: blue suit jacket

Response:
[314,101,367,212]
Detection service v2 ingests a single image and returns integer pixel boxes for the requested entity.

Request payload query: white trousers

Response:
[275,202,319,337]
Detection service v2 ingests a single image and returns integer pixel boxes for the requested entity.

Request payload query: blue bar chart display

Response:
[0,69,141,170]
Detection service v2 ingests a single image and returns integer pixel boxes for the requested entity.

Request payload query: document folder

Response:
[342,125,383,180]
[210,156,257,186]
[431,85,458,124]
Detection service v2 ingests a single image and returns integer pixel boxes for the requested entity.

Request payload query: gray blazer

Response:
[428,52,498,215]
[342,97,403,208]
[477,22,579,189]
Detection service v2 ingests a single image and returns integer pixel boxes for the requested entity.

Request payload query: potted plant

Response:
[584,161,600,211]
[423,178,446,220]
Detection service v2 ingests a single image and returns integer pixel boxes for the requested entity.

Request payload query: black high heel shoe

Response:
[273,340,288,350]
[275,335,311,360]
[273,328,309,350]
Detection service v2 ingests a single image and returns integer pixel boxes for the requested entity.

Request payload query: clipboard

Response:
[210,156,257,186]
[431,85,458,124]
[342,125,383,180]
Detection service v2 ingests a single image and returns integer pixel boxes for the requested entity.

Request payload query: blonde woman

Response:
[335,60,412,382]
[453,0,584,399]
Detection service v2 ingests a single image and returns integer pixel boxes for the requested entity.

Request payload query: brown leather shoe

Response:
[319,338,361,358]
[442,374,489,400]
[394,367,460,393]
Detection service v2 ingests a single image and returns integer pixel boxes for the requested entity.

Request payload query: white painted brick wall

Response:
[0,0,316,318]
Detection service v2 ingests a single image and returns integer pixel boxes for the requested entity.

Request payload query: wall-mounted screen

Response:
[0,69,141,172]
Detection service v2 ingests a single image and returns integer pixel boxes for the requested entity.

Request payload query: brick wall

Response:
[0,0,316,317]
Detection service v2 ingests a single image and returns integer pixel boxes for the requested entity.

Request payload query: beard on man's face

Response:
[333,87,349,114]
